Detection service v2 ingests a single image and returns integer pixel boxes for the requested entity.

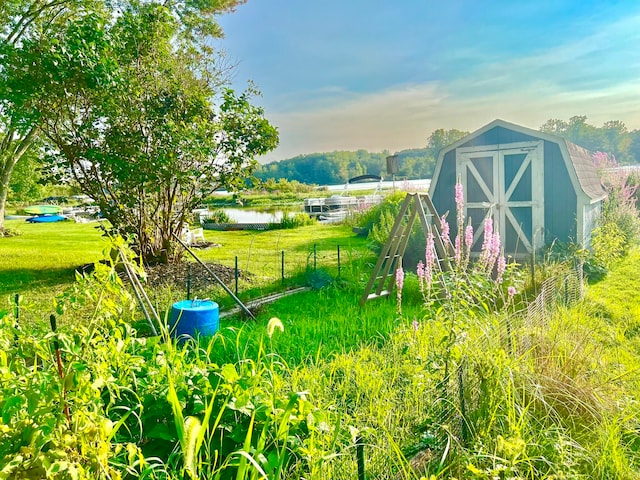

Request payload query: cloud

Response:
[258,13,640,162]
[261,77,640,162]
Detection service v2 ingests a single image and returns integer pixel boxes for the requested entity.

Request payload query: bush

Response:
[202,209,235,225]
[592,221,627,268]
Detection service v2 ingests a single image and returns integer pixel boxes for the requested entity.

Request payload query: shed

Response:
[429,119,606,257]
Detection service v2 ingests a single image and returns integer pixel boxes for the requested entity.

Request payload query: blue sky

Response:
[216,1,640,162]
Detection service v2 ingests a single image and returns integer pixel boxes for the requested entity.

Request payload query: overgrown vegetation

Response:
[2,167,640,478]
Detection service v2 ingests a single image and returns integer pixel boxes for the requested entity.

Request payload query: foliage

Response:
[255,178,318,194]
[22,6,275,263]
[202,209,236,225]
[541,116,640,164]
[0,0,248,232]
[270,212,316,230]
[0,242,343,479]
[0,0,275,260]
[590,151,640,267]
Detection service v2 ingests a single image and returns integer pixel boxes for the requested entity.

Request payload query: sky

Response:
[215,1,640,163]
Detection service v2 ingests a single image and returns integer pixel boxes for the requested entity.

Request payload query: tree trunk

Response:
[0,127,37,233]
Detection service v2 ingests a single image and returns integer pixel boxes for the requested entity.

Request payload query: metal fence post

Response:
[235,256,239,295]
[356,436,366,480]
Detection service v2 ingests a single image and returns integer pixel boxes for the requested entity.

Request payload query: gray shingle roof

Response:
[563,140,607,201]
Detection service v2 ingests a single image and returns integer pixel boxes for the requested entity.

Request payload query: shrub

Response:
[592,221,627,267]
[202,209,235,225]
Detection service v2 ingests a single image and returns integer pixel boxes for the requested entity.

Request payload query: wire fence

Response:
[181,240,372,301]
[435,264,586,451]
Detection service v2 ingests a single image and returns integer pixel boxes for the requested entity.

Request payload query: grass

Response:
[4,214,640,478]
[0,219,106,320]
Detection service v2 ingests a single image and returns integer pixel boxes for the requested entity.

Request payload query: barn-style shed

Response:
[429,119,606,257]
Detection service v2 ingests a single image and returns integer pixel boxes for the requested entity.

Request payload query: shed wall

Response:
[431,126,581,247]
[431,150,457,222]
[543,142,576,243]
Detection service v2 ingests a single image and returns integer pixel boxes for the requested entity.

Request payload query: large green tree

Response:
[1,0,278,262]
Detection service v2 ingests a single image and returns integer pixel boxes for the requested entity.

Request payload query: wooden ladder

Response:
[359,193,450,305]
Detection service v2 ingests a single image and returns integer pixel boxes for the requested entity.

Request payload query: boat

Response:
[26,214,67,223]
[304,175,384,219]
[24,205,63,215]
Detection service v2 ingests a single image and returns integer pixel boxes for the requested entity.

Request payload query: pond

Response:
[221,208,295,223]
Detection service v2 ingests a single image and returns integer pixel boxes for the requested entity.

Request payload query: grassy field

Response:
[3,215,640,479]
[0,218,425,360]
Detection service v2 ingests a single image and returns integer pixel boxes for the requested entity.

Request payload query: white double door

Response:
[456,141,544,255]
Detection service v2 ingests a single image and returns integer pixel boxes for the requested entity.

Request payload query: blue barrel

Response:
[169,299,219,338]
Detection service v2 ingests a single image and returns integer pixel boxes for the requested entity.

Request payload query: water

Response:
[222,208,287,223]
[324,178,431,192]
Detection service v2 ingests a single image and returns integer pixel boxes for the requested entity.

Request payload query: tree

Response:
[0,0,249,236]
[426,128,469,156]
[30,4,276,262]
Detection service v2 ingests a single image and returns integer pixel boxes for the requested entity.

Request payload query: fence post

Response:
[337,245,341,277]
[457,357,468,446]
[13,294,19,341]
[313,244,317,271]
[356,436,366,480]
[281,250,285,281]
[235,256,239,295]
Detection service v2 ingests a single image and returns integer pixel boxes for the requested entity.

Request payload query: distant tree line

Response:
[254,117,640,185]
[253,128,468,185]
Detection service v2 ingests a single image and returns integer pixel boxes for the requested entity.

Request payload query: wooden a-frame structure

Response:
[360,193,450,305]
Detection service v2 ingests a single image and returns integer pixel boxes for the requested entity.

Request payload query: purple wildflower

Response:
[464,224,474,251]
[416,261,425,293]
[440,215,450,246]
[412,319,419,333]
[508,286,516,297]
[490,232,501,270]
[454,235,461,266]
[497,254,507,283]
[455,183,464,211]
[395,266,404,315]
[425,232,436,290]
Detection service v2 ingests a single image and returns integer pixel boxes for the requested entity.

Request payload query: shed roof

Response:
[564,140,607,201]
[437,119,606,202]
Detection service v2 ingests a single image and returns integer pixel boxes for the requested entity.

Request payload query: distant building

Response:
[429,119,606,257]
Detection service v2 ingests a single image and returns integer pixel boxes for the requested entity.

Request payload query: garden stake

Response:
[356,436,366,480]
[50,315,71,426]
[118,249,159,336]
[235,255,239,295]
[173,232,255,319]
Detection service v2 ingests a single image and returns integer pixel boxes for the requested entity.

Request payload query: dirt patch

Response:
[144,260,250,291]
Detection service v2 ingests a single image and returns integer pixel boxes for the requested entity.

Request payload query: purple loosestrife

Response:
[496,254,507,283]
[508,286,516,297]
[455,182,464,212]
[395,266,405,316]
[454,235,461,266]
[417,261,425,294]
[480,217,493,270]
[455,183,465,255]
[425,232,436,293]
[463,224,474,269]
[440,215,450,246]
[490,231,501,271]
